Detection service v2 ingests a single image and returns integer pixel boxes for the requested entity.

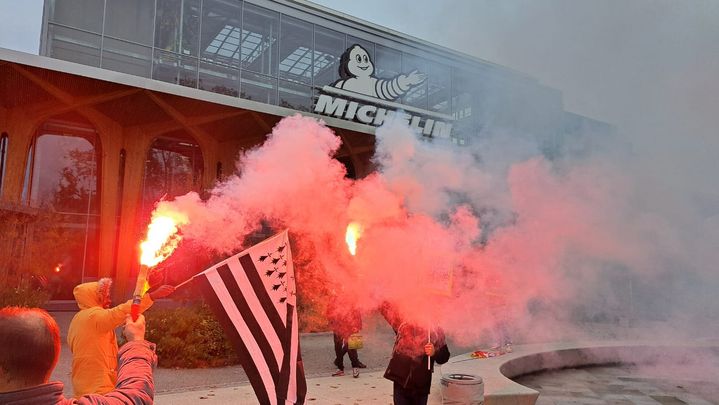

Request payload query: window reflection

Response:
[142,133,204,213]
[47,24,101,67]
[452,69,474,120]
[428,61,450,113]
[279,15,313,84]
[199,61,239,96]
[313,26,344,86]
[402,53,428,109]
[155,0,200,56]
[102,37,152,77]
[375,45,401,79]
[48,0,105,33]
[153,50,199,88]
[21,117,101,299]
[241,71,277,105]
[201,0,242,68]
[279,80,312,112]
[242,3,279,76]
[104,0,155,45]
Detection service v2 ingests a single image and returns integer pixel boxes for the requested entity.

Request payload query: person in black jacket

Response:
[381,303,450,405]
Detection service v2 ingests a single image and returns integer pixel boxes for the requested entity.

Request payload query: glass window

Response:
[201,0,242,68]
[313,26,344,86]
[153,50,199,88]
[47,24,101,67]
[401,53,428,109]
[141,133,203,218]
[375,45,401,79]
[47,0,104,33]
[279,80,312,112]
[199,60,239,97]
[104,0,155,45]
[21,117,101,299]
[0,133,7,193]
[279,15,313,84]
[428,61,450,113]
[101,38,152,77]
[241,3,279,76]
[241,71,277,105]
[155,0,200,56]
[452,68,474,120]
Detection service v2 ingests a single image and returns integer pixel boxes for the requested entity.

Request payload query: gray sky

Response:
[0,0,717,195]
[0,0,43,54]
[312,0,719,201]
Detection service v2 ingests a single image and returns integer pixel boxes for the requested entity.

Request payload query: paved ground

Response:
[516,365,719,405]
[50,311,473,398]
[49,311,719,404]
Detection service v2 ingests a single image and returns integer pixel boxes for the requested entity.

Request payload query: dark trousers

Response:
[333,333,360,370]
[393,383,428,405]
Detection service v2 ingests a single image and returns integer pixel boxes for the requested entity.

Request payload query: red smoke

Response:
[156,114,641,344]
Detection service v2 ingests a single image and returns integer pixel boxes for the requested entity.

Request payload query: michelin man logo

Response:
[315,44,454,140]
[332,44,426,101]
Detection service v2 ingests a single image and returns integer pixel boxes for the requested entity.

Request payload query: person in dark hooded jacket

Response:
[381,302,450,405]
[68,278,174,396]
[0,306,156,405]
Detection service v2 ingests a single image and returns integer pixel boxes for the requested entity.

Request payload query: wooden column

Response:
[112,126,153,298]
[0,109,37,203]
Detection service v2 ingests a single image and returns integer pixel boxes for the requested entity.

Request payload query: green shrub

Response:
[0,284,51,308]
[144,303,239,368]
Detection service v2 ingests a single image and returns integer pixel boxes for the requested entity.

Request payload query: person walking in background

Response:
[68,277,174,396]
[326,293,367,378]
[0,306,156,404]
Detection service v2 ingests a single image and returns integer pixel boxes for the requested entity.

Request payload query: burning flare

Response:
[139,213,187,267]
[345,222,363,256]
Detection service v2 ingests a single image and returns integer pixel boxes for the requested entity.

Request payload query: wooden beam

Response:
[11,64,74,104]
[144,90,213,141]
[249,111,272,134]
[133,109,249,136]
[29,88,142,120]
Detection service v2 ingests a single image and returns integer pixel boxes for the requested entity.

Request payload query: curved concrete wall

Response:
[432,342,718,405]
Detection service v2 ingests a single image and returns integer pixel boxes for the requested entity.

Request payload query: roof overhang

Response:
[0,47,378,136]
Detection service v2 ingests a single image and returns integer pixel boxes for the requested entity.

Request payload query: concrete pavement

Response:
[155,370,396,405]
[49,311,469,400]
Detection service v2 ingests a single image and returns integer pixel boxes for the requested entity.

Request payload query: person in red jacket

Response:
[0,306,156,405]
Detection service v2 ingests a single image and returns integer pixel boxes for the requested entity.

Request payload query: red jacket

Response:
[0,340,156,405]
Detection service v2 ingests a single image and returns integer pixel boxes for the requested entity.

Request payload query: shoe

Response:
[356,362,367,369]
[331,369,344,377]
[352,368,359,378]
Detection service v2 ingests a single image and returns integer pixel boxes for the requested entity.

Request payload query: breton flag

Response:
[193,230,306,404]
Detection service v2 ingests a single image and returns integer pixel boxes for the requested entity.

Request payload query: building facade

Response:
[0,0,611,301]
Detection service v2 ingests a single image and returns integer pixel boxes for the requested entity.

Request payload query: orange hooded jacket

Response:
[67,279,153,397]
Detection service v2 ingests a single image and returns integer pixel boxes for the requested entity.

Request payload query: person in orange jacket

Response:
[67,277,174,397]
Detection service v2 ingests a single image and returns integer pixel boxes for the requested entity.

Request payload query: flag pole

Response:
[427,325,431,370]
[174,276,195,290]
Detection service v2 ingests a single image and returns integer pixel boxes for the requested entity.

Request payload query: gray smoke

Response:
[313,0,719,342]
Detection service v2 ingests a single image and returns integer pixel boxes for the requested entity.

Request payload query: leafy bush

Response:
[144,303,239,368]
[0,284,51,308]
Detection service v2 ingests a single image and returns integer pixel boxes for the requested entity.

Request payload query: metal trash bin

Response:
[440,373,484,405]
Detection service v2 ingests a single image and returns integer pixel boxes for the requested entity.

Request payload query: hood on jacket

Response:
[73,278,112,310]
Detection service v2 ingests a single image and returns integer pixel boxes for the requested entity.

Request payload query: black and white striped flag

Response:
[193,230,306,404]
